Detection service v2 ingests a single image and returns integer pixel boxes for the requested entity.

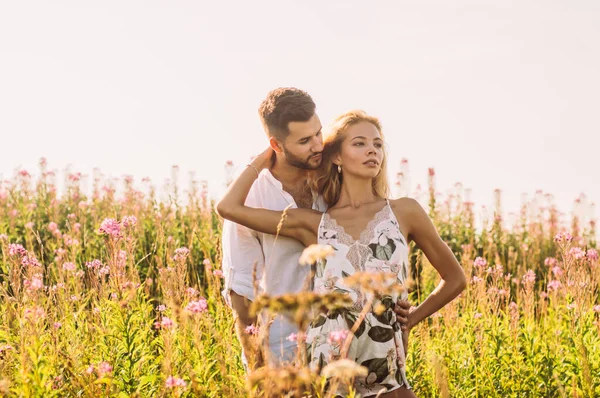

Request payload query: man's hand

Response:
[394,299,412,358]
[230,291,263,370]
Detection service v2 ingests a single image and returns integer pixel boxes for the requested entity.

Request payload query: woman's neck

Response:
[334,175,380,209]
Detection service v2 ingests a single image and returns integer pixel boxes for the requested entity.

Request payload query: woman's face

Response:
[336,121,384,179]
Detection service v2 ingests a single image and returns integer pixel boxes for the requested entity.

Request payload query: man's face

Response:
[280,114,324,170]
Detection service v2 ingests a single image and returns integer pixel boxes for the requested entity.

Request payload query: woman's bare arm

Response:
[215,148,320,246]
[391,197,467,329]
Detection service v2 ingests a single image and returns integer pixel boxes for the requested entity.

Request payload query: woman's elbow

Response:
[215,200,232,220]
[455,268,467,293]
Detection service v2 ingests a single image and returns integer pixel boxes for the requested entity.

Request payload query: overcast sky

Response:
[1,0,598,228]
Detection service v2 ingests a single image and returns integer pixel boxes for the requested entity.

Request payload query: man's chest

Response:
[283,186,313,209]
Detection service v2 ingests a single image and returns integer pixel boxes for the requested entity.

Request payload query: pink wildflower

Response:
[86,365,95,374]
[547,280,562,291]
[593,305,600,313]
[24,306,45,320]
[160,316,175,329]
[554,231,573,243]
[213,269,224,277]
[98,218,121,238]
[551,266,563,277]
[568,247,586,260]
[185,298,208,314]
[48,222,58,232]
[165,376,186,388]
[22,256,41,268]
[8,243,27,257]
[29,275,44,291]
[156,304,167,312]
[587,249,599,261]
[327,329,349,345]
[122,215,137,228]
[98,361,112,375]
[54,322,62,329]
[186,287,198,297]
[544,257,557,267]
[86,259,103,269]
[286,332,306,343]
[25,222,34,229]
[473,257,487,268]
[245,324,259,335]
[521,270,536,286]
[63,262,76,272]
[173,247,190,261]
[471,276,483,284]
[286,333,298,342]
[474,313,483,319]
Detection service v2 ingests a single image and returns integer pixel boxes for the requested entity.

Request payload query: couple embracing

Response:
[218,87,466,397]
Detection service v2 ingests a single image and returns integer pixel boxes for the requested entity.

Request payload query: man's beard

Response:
[282,147,322,170]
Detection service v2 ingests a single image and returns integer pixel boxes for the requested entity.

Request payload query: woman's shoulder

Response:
[389,197,427,222]
[389,197,421,212]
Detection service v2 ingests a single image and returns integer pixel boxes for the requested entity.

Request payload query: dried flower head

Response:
[343,271,405,296]
[321,359,368,380]
[299,244,334,266]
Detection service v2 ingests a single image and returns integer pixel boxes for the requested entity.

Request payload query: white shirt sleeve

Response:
[221,220,264,305]
[220,183,265,306]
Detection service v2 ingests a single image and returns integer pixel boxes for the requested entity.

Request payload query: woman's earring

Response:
[337,164,341,174]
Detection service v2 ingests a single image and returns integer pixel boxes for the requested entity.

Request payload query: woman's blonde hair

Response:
[311,110,390,206]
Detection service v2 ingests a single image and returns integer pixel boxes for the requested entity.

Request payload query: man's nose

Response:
[312,139,324,153]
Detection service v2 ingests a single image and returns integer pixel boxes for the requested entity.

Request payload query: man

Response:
[221,87,411,369]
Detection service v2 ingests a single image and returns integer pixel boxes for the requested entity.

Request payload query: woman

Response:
[217,110,466,397]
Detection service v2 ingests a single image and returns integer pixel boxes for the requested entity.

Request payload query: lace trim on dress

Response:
[322,201,390,246]
[322,201,392,274]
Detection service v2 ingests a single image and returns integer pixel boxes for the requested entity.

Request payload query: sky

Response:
[1,0,599,230]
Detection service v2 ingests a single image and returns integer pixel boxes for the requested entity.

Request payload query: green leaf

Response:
[311,315,327,329]
[369,239,396,260]
[361,358,389,384]
[368,326,395,342]
[344,312,365,338]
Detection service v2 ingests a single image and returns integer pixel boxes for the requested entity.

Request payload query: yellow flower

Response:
[299,244,334,266]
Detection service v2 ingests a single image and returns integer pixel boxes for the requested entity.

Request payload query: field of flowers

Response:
[0,159,599,397]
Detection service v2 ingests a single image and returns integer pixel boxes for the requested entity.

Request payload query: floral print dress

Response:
[306,199,412,396]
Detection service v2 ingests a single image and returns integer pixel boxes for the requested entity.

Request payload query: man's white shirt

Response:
[221,169,327,365]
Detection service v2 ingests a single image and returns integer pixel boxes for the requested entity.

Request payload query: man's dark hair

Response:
[258,87,316,140]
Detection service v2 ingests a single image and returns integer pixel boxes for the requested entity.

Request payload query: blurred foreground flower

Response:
[321,358,368,380]
[165,376,186,388]
[299,244,334,266]
[247,365,318,397]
